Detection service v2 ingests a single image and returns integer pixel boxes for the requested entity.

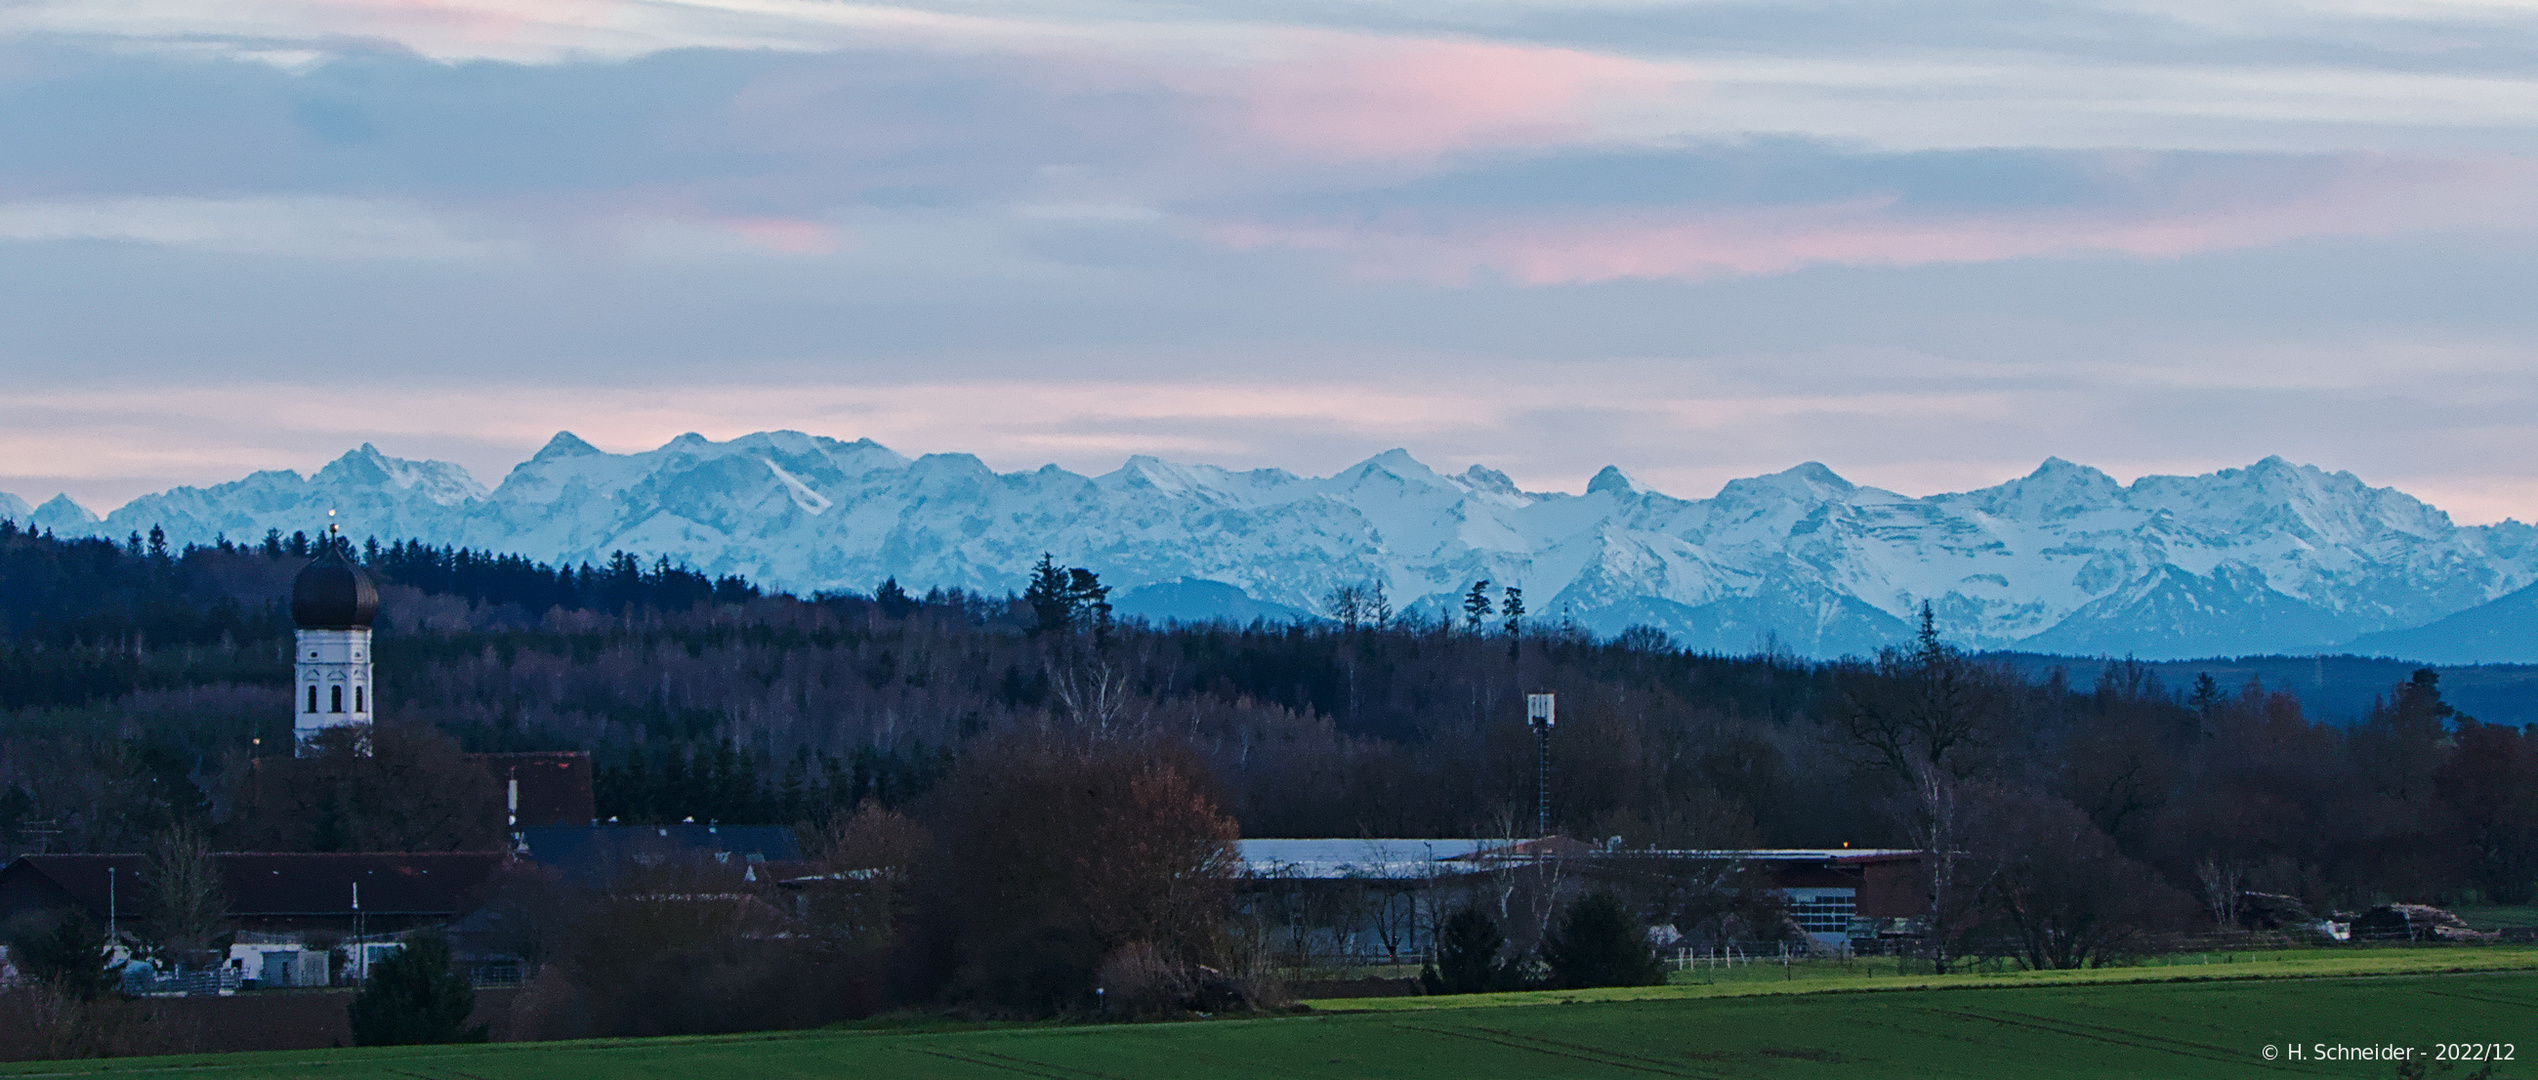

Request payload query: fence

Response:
[120,966,243,997]
[467,961,525,988]
[1669,941,1825,971]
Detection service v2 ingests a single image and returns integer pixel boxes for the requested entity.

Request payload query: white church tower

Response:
[290,521,380,756]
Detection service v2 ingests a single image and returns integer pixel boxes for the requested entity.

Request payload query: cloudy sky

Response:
[4,0,2537,520]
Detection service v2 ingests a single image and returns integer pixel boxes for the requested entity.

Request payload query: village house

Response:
[1236,838,1930,963]
[0,852,508,989]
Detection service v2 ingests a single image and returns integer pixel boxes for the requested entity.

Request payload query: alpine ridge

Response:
[11,435,2535,661]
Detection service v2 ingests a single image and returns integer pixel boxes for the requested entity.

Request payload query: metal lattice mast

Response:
[1527,694,1555,838]
[1536,727,1550,838]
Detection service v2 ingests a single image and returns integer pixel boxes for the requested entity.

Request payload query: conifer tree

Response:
[875,577,917,618]
[1024,553,1074,635]
[1501,585,1525,658]
[1460,580,1494,633]
[1541,891,1665,989]
[348,934,485,1046]
[1066,567,1113,645]
[1420,906,1514,994]
[6,913,114,1000]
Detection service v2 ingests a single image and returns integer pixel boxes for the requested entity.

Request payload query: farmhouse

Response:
[0,851,507,987]
[1236,839,1929,961]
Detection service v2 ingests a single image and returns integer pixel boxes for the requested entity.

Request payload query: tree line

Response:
[4,524,2537,1027]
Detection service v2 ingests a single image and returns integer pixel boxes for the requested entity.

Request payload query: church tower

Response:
[290,523,380,756]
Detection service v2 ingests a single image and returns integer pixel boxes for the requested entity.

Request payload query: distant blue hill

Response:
[1112,578,1316,626]
[2340,580,2538,665]
[1990,652,2538,727]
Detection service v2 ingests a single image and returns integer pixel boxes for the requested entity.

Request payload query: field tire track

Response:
[1391,1022,1729,1078]
[1917,1007,2293,1071]
[1464,1024,1744,1074]
[904,1046,1121,1079]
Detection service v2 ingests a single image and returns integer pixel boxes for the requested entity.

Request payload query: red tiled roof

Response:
[3,853,505,918]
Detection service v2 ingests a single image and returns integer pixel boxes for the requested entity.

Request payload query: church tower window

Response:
[290,519,379,757]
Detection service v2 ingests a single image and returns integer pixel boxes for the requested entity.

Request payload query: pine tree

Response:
[1461,580,1494,633]
[5,912,114,1000]
[1420,906,1514,994]
[1501,585,1525,658]
[1065,567,1113,644]
[348,934,485,1045]
[2189,673,2223,731]
[1024,553,1074,635]
[875,577,917,618]
[1541,891,1665,989]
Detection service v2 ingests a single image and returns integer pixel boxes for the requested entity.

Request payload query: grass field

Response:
[2452,905,2538,932]
[1358,941,2538,1008]
[10,949,2535,1079]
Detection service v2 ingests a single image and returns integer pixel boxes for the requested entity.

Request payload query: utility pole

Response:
[1527,693,1555,839]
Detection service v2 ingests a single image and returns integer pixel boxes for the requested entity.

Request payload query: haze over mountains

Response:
[9,432,2536,664]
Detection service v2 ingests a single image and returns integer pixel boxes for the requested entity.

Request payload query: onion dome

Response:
[291,541,379,629]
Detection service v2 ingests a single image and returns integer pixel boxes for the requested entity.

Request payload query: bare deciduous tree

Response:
[924,732,1242,1015]
[140,824,226,968]
[225,725,500,853]
[1834,602,2012,973]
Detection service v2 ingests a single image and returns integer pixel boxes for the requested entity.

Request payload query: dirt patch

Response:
[152,987,520,1052]
[1759,1047,1844,1062]
[1292,977,1423,999]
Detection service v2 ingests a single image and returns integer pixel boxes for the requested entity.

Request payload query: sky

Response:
[4,0,2538,521]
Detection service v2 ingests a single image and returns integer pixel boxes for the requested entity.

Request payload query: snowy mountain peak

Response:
[2029,456,2112,483]
[1343,448,1439,481]
[1586,466,1641,496]
[32,494,99,531]
[1459,464,1519,496]
[315,444,487,505]
[1781,462,1852,491]
[531,431,603,462]
[1111,455,1189,492]
[1712,462,1857,510]
[19,434,2532,661]
[1966,457,2121,519]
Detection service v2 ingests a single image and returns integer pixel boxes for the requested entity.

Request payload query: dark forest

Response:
[2,518,2534,918]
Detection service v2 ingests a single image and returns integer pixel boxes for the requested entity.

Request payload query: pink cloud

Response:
[1176,33,1685,165]
[1202,155,2538,283]
[325,0,617,52]
[719,216,844,255]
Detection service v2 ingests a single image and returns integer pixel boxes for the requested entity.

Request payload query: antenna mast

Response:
[1526,693,1555,839]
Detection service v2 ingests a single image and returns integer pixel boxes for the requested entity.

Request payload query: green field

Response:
[2452,905,2538,933]
[12,950,2537,1079]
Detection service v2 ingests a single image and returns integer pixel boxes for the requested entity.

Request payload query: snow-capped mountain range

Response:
[10,431,2536,661]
